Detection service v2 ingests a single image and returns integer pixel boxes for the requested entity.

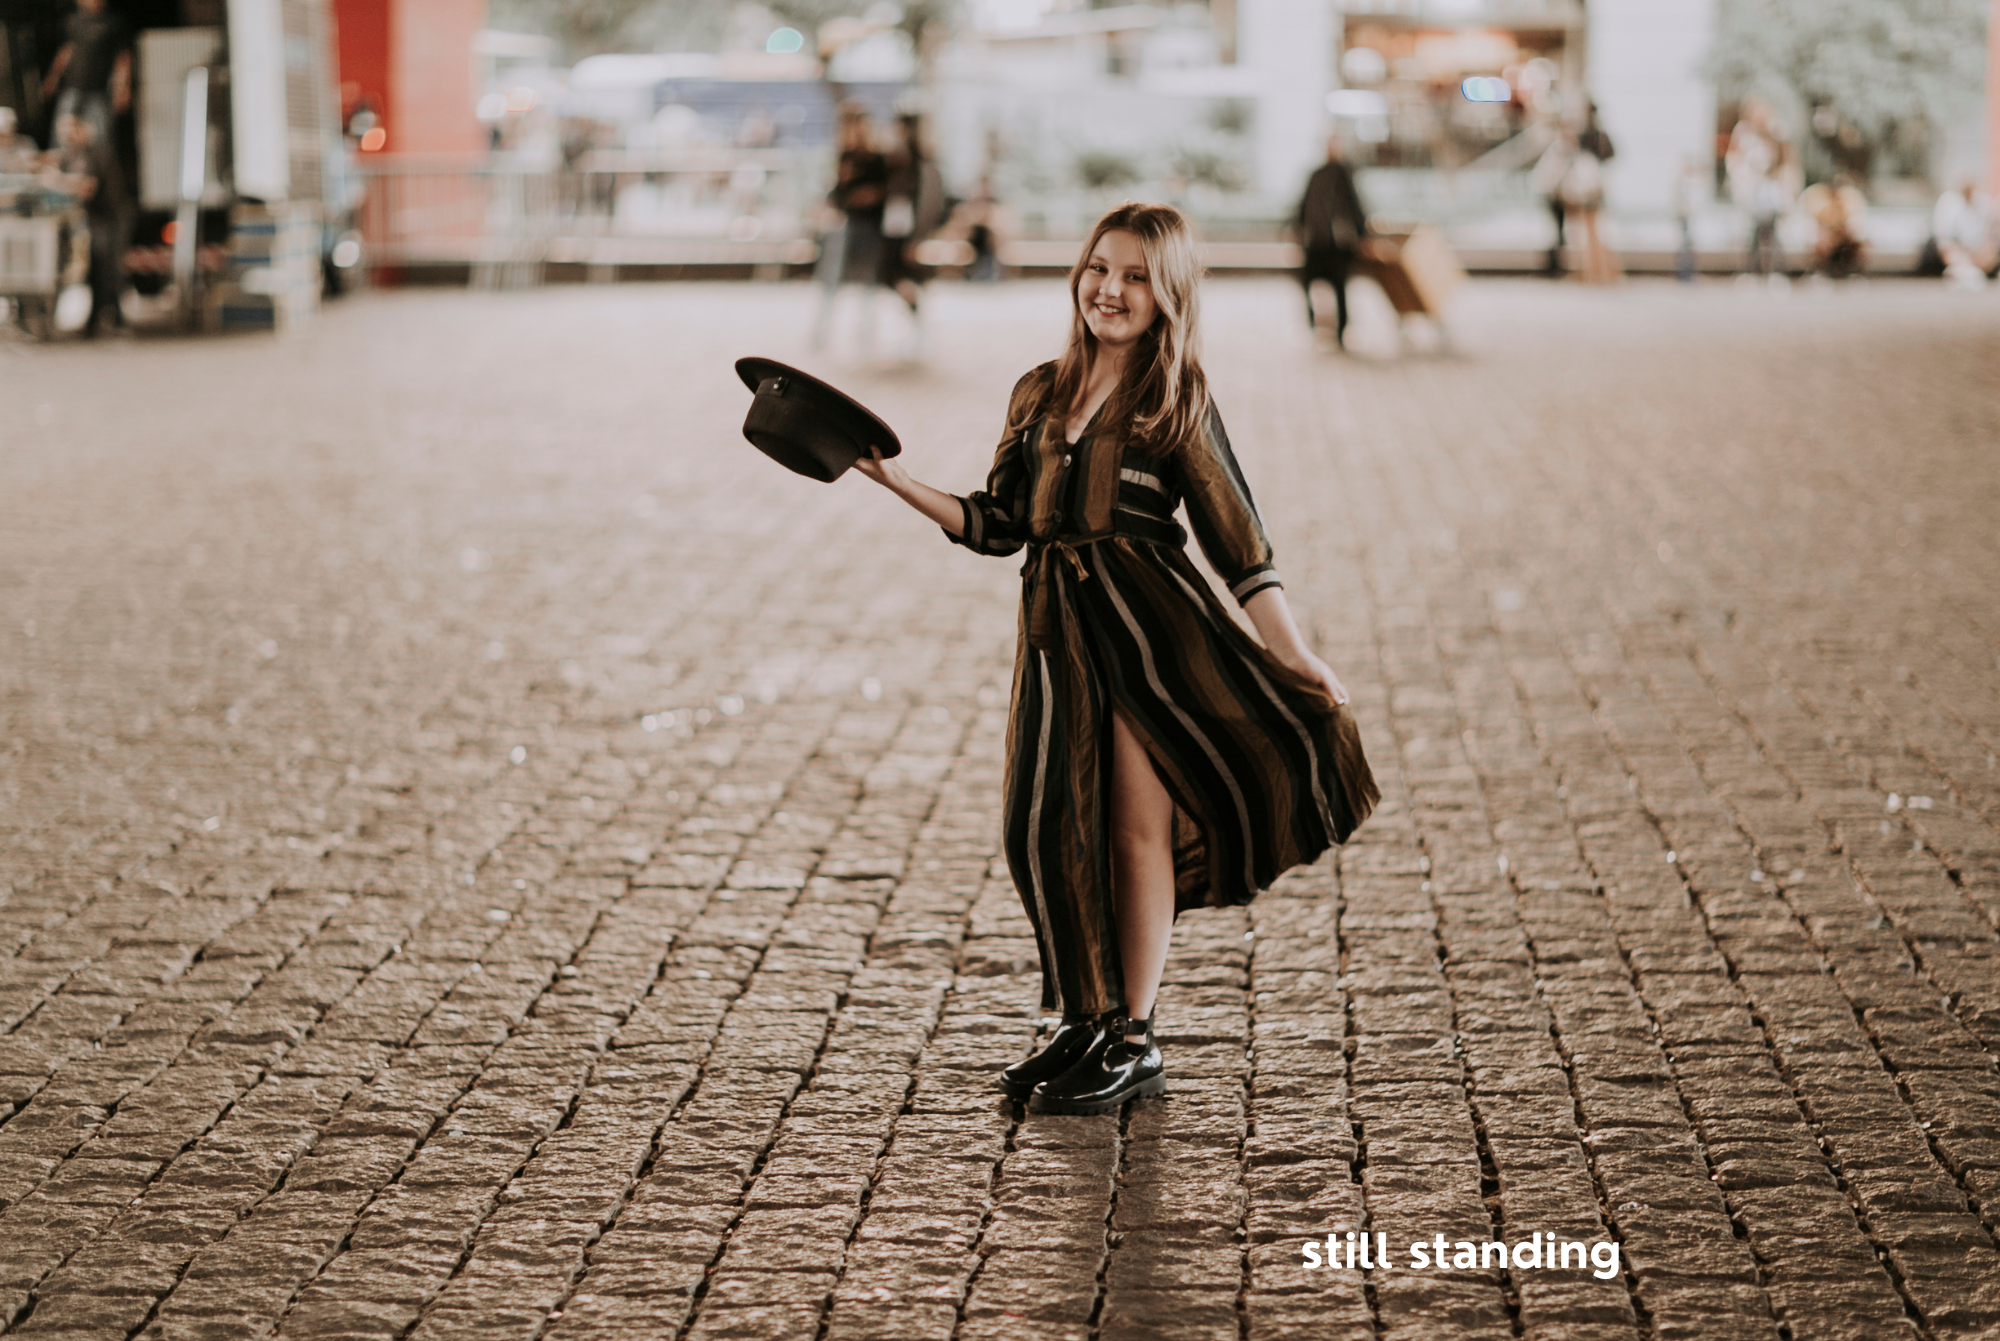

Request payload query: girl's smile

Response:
[1078,229,1158,349]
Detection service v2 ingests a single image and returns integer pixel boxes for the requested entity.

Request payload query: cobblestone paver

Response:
[2,278,1997,1341]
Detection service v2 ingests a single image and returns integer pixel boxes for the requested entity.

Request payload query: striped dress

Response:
[948,363,1379,1017]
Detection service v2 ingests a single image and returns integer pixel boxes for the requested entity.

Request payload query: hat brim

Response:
[734,357,902,484]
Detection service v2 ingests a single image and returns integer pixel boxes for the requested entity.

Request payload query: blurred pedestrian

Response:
[811,101,889,354]
[947,177,1011,283]
[1670,156,1702,283]
[849,201,1376,1116]
[878,112,944,356]
[1560,106,1619,285]
[38,0,127,147]
[43,110,129,336]
[1530,122,1571,276]
[1294,133,1369,348]
[1798,173,1867,279]
[1930,178,1996,289]
[0,105,38,170]
[1728,99,1794,280]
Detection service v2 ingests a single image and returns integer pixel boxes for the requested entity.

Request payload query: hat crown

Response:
[735,357,900,483]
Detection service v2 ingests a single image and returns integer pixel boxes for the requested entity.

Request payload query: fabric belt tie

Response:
[1024,533,1111,651]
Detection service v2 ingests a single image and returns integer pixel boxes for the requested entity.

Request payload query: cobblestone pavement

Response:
[2,277,1998,1341]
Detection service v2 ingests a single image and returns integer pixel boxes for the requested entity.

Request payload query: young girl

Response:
[854,203,1377,1114]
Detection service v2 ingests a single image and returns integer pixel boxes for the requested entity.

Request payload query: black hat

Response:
[735,357,902,483]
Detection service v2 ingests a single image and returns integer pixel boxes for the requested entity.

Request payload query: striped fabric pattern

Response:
[948,364,1379,1016]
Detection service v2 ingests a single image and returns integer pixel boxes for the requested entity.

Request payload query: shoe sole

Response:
[1027,1074,1166,1116]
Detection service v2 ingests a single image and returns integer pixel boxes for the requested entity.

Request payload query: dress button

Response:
[1052,510,1064,525]
[1062,453,1073,467]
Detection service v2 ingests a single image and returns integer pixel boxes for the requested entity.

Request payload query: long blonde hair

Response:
[1011,203,1210,452]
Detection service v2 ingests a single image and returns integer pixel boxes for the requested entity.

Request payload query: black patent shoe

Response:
[1028,1014,1165,1115]
[999,1015,1105,1100]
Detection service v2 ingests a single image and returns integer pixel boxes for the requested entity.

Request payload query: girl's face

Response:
[1078,229,1158,353]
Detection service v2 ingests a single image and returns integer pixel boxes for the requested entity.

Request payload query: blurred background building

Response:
[0,0,1994,313]
[393,0,1999,275]
[0,0,356,330]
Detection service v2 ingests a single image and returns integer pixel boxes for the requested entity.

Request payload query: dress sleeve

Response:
[945,367,1044,558]
[1176,401,1282,604]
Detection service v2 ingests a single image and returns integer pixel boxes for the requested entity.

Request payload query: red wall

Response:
[332,0,484,155]
[394,0,485,154]
[333,0,390,131]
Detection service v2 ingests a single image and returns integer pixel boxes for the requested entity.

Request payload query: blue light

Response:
[1460,76,1511,104]
[766,27,804,54]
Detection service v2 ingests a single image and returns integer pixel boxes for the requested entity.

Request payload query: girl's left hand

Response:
[1282,650,1349,707]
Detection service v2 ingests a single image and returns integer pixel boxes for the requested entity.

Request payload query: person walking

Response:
[877,111,944,356]
[45,110,129,336]
[850,203,1378,1114]
[1670,156,1701,283]
[811,102,889,353]
[1728,98,1794,281]
[38,0,126,146]
[1294,134,1369,348]
[1560,105,1619,284]
[1530,121,1571,277]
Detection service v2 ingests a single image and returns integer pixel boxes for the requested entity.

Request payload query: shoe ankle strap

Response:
[1114,1013,1153,1038]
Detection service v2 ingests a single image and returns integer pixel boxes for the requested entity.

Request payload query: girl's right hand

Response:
[851,443,905,491]
[850,444,967,537]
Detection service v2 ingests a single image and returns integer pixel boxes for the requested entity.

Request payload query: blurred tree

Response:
[1170,145,1248,193]
[485,0,723,58]
[1706,0,1987,180]
[1076,150,1141,190]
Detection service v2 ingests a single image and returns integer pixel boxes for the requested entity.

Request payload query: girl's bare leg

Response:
[1109,711,1175,1041]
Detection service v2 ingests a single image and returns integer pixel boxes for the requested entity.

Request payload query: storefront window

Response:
[1333,22,1568,171]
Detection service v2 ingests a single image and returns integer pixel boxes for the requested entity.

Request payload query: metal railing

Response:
[354,148,826,283]
[355,155,556,286]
